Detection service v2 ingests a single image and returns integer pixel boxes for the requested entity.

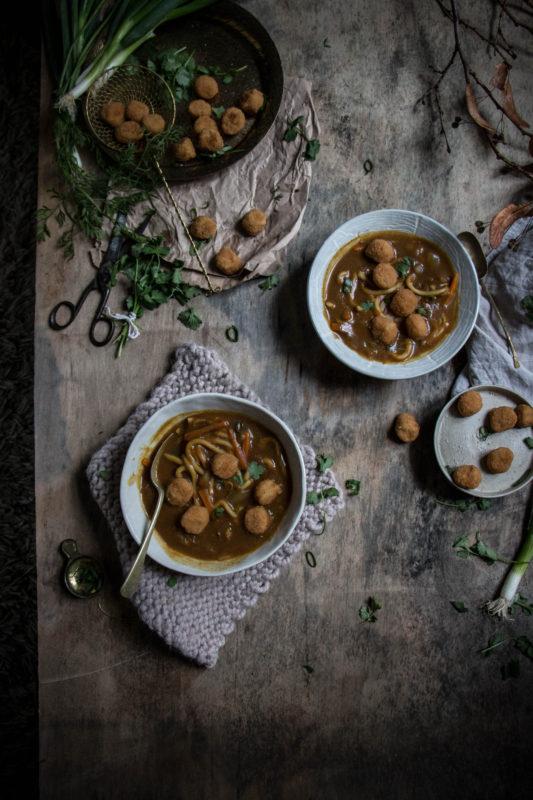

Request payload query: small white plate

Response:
[434,384,533,498]
[120,393,307,576]
[307,209,480,380]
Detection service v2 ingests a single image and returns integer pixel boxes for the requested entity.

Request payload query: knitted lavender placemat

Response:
[87,343,344,668]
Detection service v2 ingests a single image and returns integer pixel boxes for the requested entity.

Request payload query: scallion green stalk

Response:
[485,506,533,618]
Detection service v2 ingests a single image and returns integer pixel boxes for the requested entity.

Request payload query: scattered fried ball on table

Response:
[215,246,242,276]
[142,113,165,134]
[197,128,224,153]
[194,74,219,100]
[241,208,267,236]
[372,262,398,290]
[100,101,125,127]
[244,505,271,535]
[452,465,482,490]
[126,100,149,122]
[221,106,246,135]
[516,404,533,428]
[181,505,210,535]
[189,215,217,240]
[255,479,282,505]
[486,446,514,474]
[165,477,194,507]
[240,89,264,115]
[172,137,196,162]
[188,99,212,118]
[488,406,517,432]
[405,313,428,341]
[114,120,144,143]
[193,115,218,134]
[365,238,395,263]
[389,288,418,317]
[370,315,398,346]
[394,412,420,443]
[211,452,239,479]
[456,390,483,417]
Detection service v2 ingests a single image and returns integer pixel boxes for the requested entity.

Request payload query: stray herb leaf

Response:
[342,277,353,293]
[359,597,382,623]
[167,576,178,588]
[323,38,331,47]
[259,274,280,291]
[521,294,533,321]
[360,300,375,312]
[248,461,264,480]
[436,497,491,512]
[509,593,533,616]
[345,479,360,496]
[525,437,533,450]
[477,426,491,441]
[99,469,111,481]
[304,138,320,161]
[450,600,469,613]
[395,257,413,278]
[316,454,333,473]
[178,307,202,330]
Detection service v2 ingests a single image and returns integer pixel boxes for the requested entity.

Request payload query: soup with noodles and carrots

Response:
[140,410,292,562]
[322,230,459,364]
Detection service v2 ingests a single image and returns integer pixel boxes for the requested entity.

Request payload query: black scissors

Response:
[49,212,152,346]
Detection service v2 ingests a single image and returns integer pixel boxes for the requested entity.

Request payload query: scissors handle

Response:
[88,287,115,347]
[49,299,78,330]
[49,282,115,346]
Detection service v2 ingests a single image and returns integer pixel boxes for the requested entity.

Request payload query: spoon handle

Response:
[120,490,165,598]
[481,278,521,369]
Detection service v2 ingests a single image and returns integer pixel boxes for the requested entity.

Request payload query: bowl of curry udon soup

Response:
[307,210,480,379]
[120,393,306,577]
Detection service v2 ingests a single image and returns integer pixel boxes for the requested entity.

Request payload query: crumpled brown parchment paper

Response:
[91,76,319,292]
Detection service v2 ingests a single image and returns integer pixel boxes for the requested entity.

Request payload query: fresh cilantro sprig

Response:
[435,496,492,512]
[345,479,360,496]
[481,632,533,680]
[306,453,339,534]
[452,532,520,565]
[283,115,320,161]
[259,274,280,291]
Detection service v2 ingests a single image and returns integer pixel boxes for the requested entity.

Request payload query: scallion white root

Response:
[484,506,533,619]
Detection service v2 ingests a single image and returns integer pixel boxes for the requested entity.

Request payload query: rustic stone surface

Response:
[35,1,532,797]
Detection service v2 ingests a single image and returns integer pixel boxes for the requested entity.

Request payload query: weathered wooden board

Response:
[35,1,533,797]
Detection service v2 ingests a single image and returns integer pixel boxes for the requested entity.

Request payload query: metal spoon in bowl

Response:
[120,434,173,598]
[458,231,520,369]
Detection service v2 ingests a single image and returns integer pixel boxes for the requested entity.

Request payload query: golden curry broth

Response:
[323,230,459,364]
[140,411,292,562]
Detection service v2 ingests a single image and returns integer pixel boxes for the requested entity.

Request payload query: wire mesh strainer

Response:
[85,65,219,294]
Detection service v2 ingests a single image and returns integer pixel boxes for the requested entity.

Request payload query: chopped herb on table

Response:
[259,275,280,291]
[481,632,533,680]
[306,453,339,535]
[521,294,533,321]
[178,306,203,331]
[450,600,468,613]
[435,496,491,512]
[345,479,360,496]
[359,597,382,623]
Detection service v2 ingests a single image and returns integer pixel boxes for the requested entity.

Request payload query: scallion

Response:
[485,506,533,618]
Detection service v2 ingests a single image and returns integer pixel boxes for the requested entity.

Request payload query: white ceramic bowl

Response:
[434,384,533,498]
[120,393,306,576]
[307,209,480,379]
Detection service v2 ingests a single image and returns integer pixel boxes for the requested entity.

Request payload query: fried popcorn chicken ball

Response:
[255,479,282,505]
[221,106,246,135]
[165,477,194,507]
[197,128,224,153]
[241,208,267,236]
[365,238,395,263]
[457,390,483,417]
[488,406,517,432]
[405,313,428,341]
[100,101,125,127]
[189,215,217,240]
[453,464,482,490]
[244,505,271,535]
[486,446,514,474]
[370,315,398,346]
[194,74,219,100]
[142,113,165,134]
[240,88,264,115]
[172,137,196,162]
[188,99,212,118]
[389,288,418,317]
[193,115,218,134]
[126,100,149,122]
[215,246,242,276]
[114,120,144,143]
[516,404,533,428]
[372,262,398,290]
[394,412,420,443]
[181,505,210,535]
[211,452,239,480]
